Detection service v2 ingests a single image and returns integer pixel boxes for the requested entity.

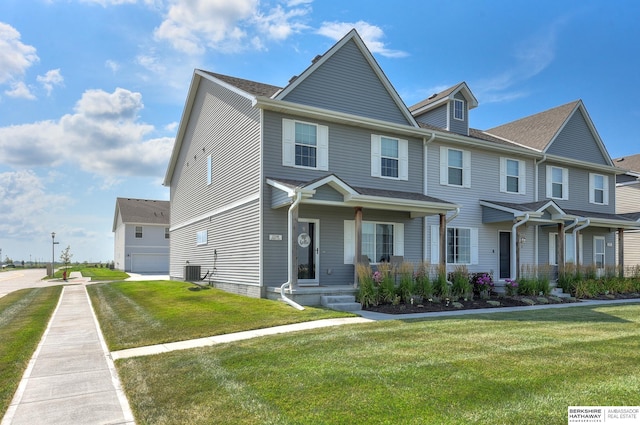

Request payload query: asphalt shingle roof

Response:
[116,198,170,225]
[613,153,640,173]
[200,70,282,98]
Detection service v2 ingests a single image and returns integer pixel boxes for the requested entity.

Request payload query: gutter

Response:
[280,192,305,311]
[511,214,530,280]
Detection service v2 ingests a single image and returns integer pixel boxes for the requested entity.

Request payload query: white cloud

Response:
[317,21,408,58]
[473,22,562,104]
[0,88,173,178]
[0,22,39,85]
[4,81,35,99]
[105,60,120,73]
[0,169,69,238]
[36,69,64,95]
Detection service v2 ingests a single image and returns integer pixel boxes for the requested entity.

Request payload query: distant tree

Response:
[4,256,12,265]
[60,245,73,268]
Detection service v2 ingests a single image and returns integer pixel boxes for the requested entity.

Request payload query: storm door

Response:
[297,219,319,286]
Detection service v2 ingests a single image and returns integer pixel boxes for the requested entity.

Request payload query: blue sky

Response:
[1,0,639,263]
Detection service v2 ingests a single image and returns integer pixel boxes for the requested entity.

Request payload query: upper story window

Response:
[453,99,465,121]
[282,119,328,171]
[589,173,609,205]
[135,226,142,238]
[206,154,212,185]
[196,230,207,246]
[546,165,568,200]
[500,157,526,194]
[371,135,408,180]
[440,146,471,188]
[165,228,170,239]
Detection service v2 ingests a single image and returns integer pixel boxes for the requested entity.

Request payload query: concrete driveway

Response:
[0,268,60,298]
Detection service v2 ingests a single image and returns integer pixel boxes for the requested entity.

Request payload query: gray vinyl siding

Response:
[170,78,261,226]
[169,77,262,283]
[449,93,469,135]
[261,203,420,287]
[281,39,411,126]
[538,227,615,268]
[537,162,616,213]
[546,109,609,165]
[481,206,514,223]
[263,110,424,193]
[169,199,260,288]
[414,105,447,129]
[619,231,640,270]
[425,141,536,275]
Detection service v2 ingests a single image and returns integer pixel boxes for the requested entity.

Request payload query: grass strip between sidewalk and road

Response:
[114,302,640,425]
[0,286,62,417]
[87,280,354,351]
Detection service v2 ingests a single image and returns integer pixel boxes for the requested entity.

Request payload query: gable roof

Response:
[485,101,579,152]
[613,153,640,174]
[113,198,170,232]
[198,71,281,98]
[409,82,479,115]
[274,29,418,127]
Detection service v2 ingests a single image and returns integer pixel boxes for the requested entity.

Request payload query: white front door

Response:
[297,219,319,286]
[594,236,605,277]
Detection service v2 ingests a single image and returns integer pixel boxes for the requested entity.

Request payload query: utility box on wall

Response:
[184,265,201,281]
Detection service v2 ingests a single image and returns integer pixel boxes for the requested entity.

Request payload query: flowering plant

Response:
[504,278,519,296]
[372,271,383,284]
[475,273,494,290]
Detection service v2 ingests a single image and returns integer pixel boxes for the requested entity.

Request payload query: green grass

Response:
[53,266,129,281]
[115,303,640,425]
[0,286,62,416]
[87,280,354,351]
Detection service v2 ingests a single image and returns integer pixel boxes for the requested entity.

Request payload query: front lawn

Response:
[53,266,129,281]
[116,303,640,425]
[0,286,62,416]
[87,280,354,351]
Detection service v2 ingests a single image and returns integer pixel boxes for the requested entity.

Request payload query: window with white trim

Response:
[440,146,471,187]
[343,220,404,264]
[430,225,478,265]
[589,173,609,205]
[500,157,526,194]
[282,119,328,170]
[196,230,208,246]
[135,226,142,238]
[453,99,464,121]
[546,165,568,200]
[549,233,578,265]
[371,135,408,180]
[206,154,212,185]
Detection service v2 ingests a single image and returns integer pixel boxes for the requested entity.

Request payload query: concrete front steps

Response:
[321,295,362,312]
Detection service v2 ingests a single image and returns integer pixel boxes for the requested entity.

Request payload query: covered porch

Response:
[266,174,459,306]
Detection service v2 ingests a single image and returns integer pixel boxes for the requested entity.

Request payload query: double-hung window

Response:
[589,173,609,205]
[430,225,478,265]
[196,230,208,246]
[500,157,526,194]
[440,146,470,187]
[282,119,328,170]
[206,154,212,185]
[135,226,142,238]
[343,220,404,264]
[165,228,170,239]
[546,165,568,200]
[371,135,408,180]
[453,99,464,121]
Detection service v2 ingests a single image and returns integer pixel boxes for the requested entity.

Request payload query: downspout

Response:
[423,133,436,261]
[446,207,460,224]
[511,214,530,280]
[280,192,305,310]
[572,218,590,266]
[563,217,580,264]
[534,155,547,268]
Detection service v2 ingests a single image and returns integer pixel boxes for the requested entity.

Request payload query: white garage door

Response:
[131,254,169,273]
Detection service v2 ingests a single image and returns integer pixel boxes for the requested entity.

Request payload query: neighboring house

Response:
[614,153,640,273]
[112,197,170,273]
[163,29,639,305]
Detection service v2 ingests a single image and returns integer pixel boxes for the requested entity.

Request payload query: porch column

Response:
[557,222,565,276]
[439,213,446,271]
[618,228,624,278]
[354,207,363,287]
[291,203,299,289]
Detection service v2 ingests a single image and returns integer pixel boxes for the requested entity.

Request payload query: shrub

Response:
[433,265,450,298]
[536,274,550,296]
[413,262,433,298]
[397,262,414,303]
[471,272,494,298]
[517,277,538,296]
[504,279,519,296]
[377,263,396,304]
[356,264,377,307]
[449,266,472,300]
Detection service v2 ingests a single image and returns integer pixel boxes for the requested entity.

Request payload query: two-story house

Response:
[164,29,640,305]
[112,197,170,273]
[614,153,640,272]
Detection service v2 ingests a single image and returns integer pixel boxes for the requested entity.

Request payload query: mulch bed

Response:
[364,295,575,315]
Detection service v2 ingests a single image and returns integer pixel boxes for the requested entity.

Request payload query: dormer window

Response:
[454,99,464,121]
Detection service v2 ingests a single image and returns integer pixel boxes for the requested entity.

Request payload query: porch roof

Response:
[480,199,640,229]
[267,174,459,217]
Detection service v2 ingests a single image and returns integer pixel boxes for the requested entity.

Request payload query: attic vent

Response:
[616,158,625,162]
[312,54,322,64]
[428,93,437,100]
[289,75,298,84]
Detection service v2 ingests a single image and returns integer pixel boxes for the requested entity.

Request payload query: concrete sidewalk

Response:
[2,280,134,425]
